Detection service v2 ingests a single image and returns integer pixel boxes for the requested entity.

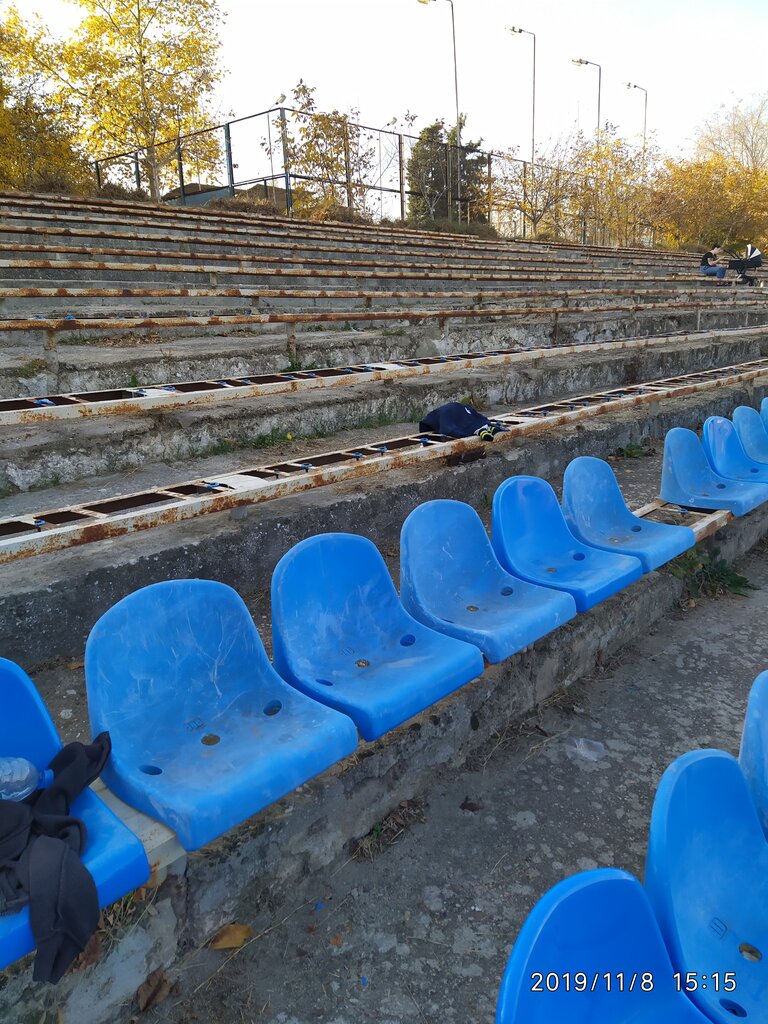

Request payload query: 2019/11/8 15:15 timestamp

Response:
[529,972,737,993]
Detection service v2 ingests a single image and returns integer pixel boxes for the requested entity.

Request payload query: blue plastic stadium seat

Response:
[491,476,643,613]
[733,405,768,464]
[0,658,150,972]
[85,580,359,851]
[400,500,577,663]
[496,869,711,1023]
[562,457,695,573]
[645,749,768,1023]
[739,670,768,838]
[660,427,768,516]
[271,533,485,740]
[703,415,768,483]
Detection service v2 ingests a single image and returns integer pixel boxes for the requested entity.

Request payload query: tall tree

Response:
[651,154,768,248]
[695,95,768,172]
[270,80,377,219]
[406,117,487,223]
[1,0,227,200]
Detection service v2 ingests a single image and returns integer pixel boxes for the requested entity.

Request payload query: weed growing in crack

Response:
[670,545,757,598]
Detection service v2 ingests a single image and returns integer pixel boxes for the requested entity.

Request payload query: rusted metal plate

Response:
[1,357,766,564]
[4,325,768,425]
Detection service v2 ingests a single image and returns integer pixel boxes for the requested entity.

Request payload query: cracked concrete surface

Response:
[140,548,768,1024]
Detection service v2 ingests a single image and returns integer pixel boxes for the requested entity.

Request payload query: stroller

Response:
[725,243,763,285]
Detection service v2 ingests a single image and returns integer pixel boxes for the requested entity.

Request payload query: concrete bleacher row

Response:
[5,402,768,981]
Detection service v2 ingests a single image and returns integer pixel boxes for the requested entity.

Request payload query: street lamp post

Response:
[508,27,536,168]
[626,82,648,156]
[417,0,462,220]
[572,57,602,137]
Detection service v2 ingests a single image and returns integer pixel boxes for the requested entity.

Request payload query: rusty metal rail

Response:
[4,325,768,425]
[1,357,764,565]
[634,499,732,542]
[3,298,766,340]
[0,255,698,284]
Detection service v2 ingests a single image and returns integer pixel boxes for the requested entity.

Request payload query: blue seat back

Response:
[492,476,580,563]
[740,670,768,837]
[272,533,413,678]
[86,579,282,741]
[0,658,62,771]
[562,456,640,534]
[497,869,705,1022]
[702,415,767,478]
[760,396,768,436]
[400,499,506,613]
[662,427,724,494]
[646,749,768,1021]
[733,405,768,464]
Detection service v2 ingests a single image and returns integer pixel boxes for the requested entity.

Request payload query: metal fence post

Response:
[176,142,186,205]
[223,122,235,196]
[279,107,293,216]
[446,142,452,220]
[343,122,353,210]
[94,160,102,190]
[399,134,406,221]
[133,153,141,192]
[486,152,492,223]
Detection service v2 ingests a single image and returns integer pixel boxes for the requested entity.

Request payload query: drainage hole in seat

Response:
[201,733,221,746]
[631,525,642,532]
[400,634,416,647]
[355,659,370,668]
[739,942,762,962]
[316,678,334,687]
[466,605,479,612]
[751,468,759,473]
[573,552,586,561]
[263,701,282,716]
[720,998,747,1018]
[501,586,514,596]
[717,483,727,489]
[140,764,162,775]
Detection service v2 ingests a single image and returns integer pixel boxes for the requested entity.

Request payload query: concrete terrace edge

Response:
[3,489,768,1024]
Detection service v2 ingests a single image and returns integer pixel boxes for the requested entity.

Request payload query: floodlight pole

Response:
[573,57,602,137]
[418,0,462,220]
[508,27,536,167]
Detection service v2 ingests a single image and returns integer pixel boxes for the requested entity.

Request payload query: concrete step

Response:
[2,327,767,496]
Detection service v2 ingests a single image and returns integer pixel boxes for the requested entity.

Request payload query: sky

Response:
[15,0,768,162]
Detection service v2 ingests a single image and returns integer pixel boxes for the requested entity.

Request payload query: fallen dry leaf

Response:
[136,967,172,1012]
[208,922,254,949]
[460,797,484,813]
[329,934,344,947]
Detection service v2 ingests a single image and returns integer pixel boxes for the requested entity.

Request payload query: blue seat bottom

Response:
[101,690,359,851]
[286,641,484,741]
[423,578,576,663]
[507,552,642,613]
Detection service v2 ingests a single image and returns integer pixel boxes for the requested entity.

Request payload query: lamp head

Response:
[386,117,397,126]
[508,26,523,33]
[275,93,286,105]
[417,0,434,5]
[572,58,587,65]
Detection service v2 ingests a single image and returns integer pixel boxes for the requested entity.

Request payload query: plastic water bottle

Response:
[0,757,53,801]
